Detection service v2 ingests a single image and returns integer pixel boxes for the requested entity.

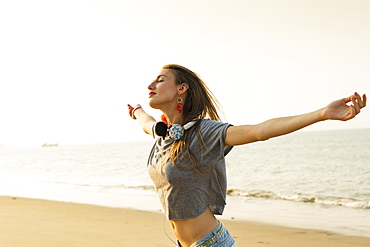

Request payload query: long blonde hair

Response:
[162,64,223,171]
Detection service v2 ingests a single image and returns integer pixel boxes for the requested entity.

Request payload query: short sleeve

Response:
[190,119,233,166]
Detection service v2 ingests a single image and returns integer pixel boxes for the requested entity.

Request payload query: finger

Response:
[127,104,135,117]
[343,96,352,104]
[127,104,133,109]
[363,94,367,107]
[351,96,361,114]
[347,106,356,120]
[354,92,365,108]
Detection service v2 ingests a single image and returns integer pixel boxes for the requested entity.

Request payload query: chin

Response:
[148,100,160,110]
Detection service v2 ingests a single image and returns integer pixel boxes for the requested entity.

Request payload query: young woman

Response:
[128,64,366,247]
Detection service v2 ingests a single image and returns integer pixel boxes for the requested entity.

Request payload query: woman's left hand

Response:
[322,92,367,121]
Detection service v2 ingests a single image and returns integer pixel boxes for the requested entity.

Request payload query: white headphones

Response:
[154,120,197,140]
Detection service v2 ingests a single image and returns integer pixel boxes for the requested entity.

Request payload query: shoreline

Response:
[1,196,369,247]
[2,181,370,238]
[3,183,369,238]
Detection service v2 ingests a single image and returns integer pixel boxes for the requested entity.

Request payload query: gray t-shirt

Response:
[147,119,233,220]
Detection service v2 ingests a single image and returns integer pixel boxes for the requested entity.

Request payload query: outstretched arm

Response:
[225,92,367,146]
[128,104,156,136]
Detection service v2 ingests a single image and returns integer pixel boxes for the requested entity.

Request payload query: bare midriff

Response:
[170,207,219,247]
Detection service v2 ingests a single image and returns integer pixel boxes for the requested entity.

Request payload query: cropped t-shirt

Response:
[147,119,233,220]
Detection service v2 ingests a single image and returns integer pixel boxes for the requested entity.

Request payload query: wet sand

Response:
[1,196,369,247]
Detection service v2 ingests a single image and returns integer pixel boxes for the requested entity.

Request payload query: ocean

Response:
[0,128,369,237]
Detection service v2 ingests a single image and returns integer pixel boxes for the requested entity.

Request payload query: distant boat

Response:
[42,143,59,147]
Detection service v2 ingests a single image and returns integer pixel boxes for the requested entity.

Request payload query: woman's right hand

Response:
[127,104,156,135]
[127,104,135,119]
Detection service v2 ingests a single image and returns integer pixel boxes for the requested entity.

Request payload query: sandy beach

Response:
[1,196,369,247]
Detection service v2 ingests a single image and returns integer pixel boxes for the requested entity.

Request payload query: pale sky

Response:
[0,0,369,147]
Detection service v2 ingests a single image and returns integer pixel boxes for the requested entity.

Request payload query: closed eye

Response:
[155,74,167,82]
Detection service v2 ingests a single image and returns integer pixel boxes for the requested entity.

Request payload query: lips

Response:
[149,92,156,97]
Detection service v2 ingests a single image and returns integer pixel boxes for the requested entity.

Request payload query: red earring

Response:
[177,97,183,113]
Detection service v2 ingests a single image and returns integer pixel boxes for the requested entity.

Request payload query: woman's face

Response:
[148,69,179,110]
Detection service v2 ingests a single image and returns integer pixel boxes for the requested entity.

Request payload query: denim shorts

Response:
[177,221,236,247]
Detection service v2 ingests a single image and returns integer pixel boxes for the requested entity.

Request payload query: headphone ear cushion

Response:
[168,124,184,140]
[155,122,168,138]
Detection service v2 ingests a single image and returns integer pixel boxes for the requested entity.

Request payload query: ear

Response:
[178,83,189,95]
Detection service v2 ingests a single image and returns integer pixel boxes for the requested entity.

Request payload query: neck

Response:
[162,111,183,125]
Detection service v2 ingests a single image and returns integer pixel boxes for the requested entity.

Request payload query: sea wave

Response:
[117,184,155,191]
[46,181,155,191]
[226,189,370,209]
[45,181,370,209]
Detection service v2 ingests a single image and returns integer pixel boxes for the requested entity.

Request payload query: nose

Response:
[148,81,156,90]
